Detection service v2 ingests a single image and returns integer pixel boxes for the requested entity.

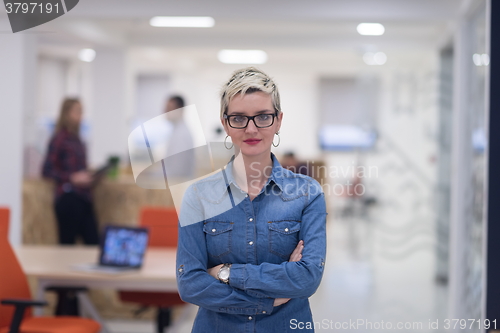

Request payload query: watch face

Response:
[219,269,230,280]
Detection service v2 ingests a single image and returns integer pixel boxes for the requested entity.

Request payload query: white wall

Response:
[128,48,437,161]
[135,75,171,124]
[0,22,37,246]
[89,48,130,167]
[37,57,68,120]
[35,47,439,167]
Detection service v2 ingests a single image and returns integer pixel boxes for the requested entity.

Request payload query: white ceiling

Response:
[68,0,460,20]
[26,0,464,55]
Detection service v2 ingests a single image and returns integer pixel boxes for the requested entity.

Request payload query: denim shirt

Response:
[176,152,328,333]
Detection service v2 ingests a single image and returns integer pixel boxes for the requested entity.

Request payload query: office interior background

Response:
[0,0,497,332]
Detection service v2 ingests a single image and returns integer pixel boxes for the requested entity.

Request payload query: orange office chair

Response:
[119,207,185,333]
[0,207,100,333]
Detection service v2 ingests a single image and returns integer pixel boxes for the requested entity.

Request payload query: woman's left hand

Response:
[289,240,304,262]
[208,264,224,279]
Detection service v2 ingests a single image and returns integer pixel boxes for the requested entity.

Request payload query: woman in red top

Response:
[42,98,99,245]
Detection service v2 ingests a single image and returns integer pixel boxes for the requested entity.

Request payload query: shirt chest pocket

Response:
[268,220,301,260]
[203,221,234,258]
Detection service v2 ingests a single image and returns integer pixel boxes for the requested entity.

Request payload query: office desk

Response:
[14,245,185,333]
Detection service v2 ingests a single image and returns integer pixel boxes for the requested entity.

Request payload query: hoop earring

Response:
[272,132,280,147]
[224,135,234,149]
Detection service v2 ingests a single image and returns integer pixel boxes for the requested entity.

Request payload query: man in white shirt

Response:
[164,95,196,180]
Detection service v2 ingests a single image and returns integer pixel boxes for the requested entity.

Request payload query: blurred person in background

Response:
[164,95,195,179]
[41,97,100,317]
[42,98,99,245]
[281,151,312,177]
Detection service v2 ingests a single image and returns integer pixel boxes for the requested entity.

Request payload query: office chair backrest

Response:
[0,208,8,239]
[0,207,32,328]
[139,207,178,248]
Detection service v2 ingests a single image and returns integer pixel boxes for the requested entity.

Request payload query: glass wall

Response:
[449,0,489,330]
[463,0,488,325]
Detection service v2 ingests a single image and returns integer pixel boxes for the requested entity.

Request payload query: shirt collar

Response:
[223,152,283,192]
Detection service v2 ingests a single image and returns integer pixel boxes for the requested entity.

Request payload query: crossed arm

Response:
[207,240,305,307]
[176,182,327,314]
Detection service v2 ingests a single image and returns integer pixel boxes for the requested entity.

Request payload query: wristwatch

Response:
[217,263,231,284]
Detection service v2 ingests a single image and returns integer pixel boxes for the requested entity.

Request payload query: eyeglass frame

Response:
[223,111,279,129]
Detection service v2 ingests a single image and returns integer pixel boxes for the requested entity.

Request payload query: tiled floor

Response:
[105,200,448,332]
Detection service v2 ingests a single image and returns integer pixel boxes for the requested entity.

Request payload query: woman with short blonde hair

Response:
[176,67,327,332]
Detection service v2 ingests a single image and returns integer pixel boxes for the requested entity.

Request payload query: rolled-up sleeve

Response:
[176,185,275,315]
[229,179,327,299]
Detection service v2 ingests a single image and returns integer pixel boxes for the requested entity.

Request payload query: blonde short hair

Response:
[220,67,281,118]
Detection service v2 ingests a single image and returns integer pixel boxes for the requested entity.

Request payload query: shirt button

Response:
[284,228,289,232]
[178,268,183,272]
[262,311,266,314]
[212,229,216,232]
[248,316,253,320]
[249,218,253,222]
[249,241,254,245]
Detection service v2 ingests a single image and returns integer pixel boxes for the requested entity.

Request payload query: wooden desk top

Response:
[14,245,178,291]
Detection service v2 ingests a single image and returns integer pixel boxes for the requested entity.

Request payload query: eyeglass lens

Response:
[229,114,275,128]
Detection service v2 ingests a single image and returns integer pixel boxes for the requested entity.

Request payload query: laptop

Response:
[72,225,149,274]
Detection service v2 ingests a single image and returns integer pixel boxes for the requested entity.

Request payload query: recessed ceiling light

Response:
[473,53,490,66]
[363,52,387,65]
[150,16,215,28]
[473,53,482,66]
[218,50,268,64]
[481,53,490,66]
[78,48,96,62]
[373,52,387,65]
[357,23,385,36]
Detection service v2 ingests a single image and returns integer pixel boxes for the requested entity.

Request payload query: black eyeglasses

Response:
[223,112,278,129]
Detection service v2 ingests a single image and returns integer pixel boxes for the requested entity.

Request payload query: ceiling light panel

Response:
[78,48,96,62]
[150,16,215,28]
[357,23,385,36]
[218,50,268,64]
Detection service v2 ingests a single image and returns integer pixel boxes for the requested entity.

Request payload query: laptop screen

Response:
[99,226,149,268]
